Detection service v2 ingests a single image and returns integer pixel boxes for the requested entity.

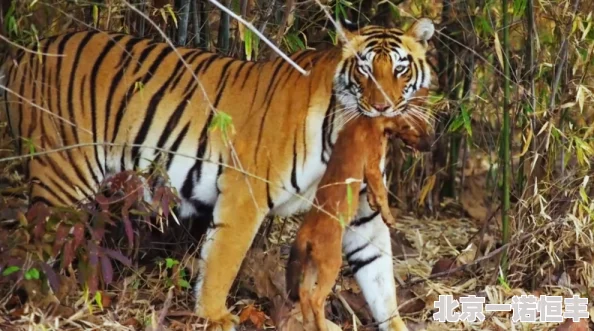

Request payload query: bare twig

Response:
[207,0,309,75]
[0,34,65,57]
[548,0,580,112]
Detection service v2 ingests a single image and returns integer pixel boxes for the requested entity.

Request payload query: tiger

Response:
[0,16,435,331]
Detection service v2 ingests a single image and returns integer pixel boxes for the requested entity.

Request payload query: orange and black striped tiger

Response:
[0,17,435,331]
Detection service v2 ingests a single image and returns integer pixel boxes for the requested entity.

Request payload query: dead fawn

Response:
[285,110,431,331]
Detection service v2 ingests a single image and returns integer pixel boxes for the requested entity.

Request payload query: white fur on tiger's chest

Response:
[271,104,333,217]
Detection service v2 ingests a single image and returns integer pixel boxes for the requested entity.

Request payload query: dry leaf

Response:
[239,304,268,329]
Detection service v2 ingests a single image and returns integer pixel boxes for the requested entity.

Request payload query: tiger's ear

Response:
[336,16,360,43]
[405,18,435,44]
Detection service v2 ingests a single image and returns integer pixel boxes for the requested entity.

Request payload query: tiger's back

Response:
[1,31,340,213]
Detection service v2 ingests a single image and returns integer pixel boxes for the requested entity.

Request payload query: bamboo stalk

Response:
[500,0,511,277]
[178,0,191,45]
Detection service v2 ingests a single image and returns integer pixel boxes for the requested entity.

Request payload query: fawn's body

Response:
[286,112,427,331]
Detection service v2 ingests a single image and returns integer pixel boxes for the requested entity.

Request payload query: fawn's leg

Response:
[194,172,269,331]
[299,265,317,331]
[364,142,395,225]
[342,193,408,331]
[311,253,341,331]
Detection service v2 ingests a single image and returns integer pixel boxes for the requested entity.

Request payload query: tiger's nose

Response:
[373,103,390,112]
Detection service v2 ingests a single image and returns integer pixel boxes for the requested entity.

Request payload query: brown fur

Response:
[286,110,426,331]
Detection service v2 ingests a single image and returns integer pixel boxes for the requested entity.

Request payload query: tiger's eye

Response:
[395,65,406,73]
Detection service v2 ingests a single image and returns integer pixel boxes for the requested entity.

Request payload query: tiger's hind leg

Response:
[193,171,269,331]
[342,193,408,331]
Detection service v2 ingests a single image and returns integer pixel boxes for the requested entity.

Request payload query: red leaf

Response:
[100,254,113,285]
[62,240,75,268]
[102,247,132,267]
[87,266,98,295]
[95,194,110,212]
[53,223,69,256]
[39,262,60,293]
[72,223,85,251]
[122,214,134,248]
[88,241,99,268]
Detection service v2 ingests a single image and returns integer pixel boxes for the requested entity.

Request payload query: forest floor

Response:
[0,139,592,331]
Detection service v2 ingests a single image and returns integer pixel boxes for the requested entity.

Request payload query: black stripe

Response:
[266,165,274,210]
[133,43,158,74]
[231,61,248,85]
[211,58,235,107]
[79,75,101,186]
[195,53,219,74]
[320,94,335,163]
[30,195,56,208]
[66,31,98,195]
[3,64,15,141]
[350,254,381,274]
[290,127,300,193]
[260,60,286,110]
[116,36,146,67]
[164,123,190,170]
[131,47,180,169]
[418,59,426,89]
[156,100,187,152]
[254,60,286,159]
[105,35,146,150]
[90,34,127,176]
[16,59,27,153]
[180,53,218,96]
[26,54,39,139]
[359,185,368,195]
[180,112,213,199]
[240,62,258,90]
[46,174,80,205]
[350,211,379,227]
[170,51,203,91]
[30,179,69,206]
[216,155,223,195]
[345,243,369,261]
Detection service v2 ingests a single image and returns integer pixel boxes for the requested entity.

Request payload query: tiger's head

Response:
[332,17,435,150]
[333,17,435,116]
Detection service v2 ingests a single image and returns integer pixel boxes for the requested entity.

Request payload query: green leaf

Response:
[94,291,103,311]
[92,5,99,27]
[338,214,346,228]
[244,28,253,61]
[209,111,235,144]
[346,182,353,210]
[178,279,191,289]
[461,105,473,136]
[24,267,40,280]
[165,258,178,269]
[2,266,20,276]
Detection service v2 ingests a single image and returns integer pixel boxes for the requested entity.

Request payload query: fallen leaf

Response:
[555,319,588,331]
[239,304,268,329]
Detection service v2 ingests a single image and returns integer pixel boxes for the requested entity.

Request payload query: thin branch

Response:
[0,34,65,57]
[207,0,309,75]
[0,82,92,135]
[548,0,580,112]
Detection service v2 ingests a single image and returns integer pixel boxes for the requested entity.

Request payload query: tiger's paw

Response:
[203,312,240,331]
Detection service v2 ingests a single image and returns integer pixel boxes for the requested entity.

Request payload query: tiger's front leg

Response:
[342,192,408,331]
[194,171,269,331]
